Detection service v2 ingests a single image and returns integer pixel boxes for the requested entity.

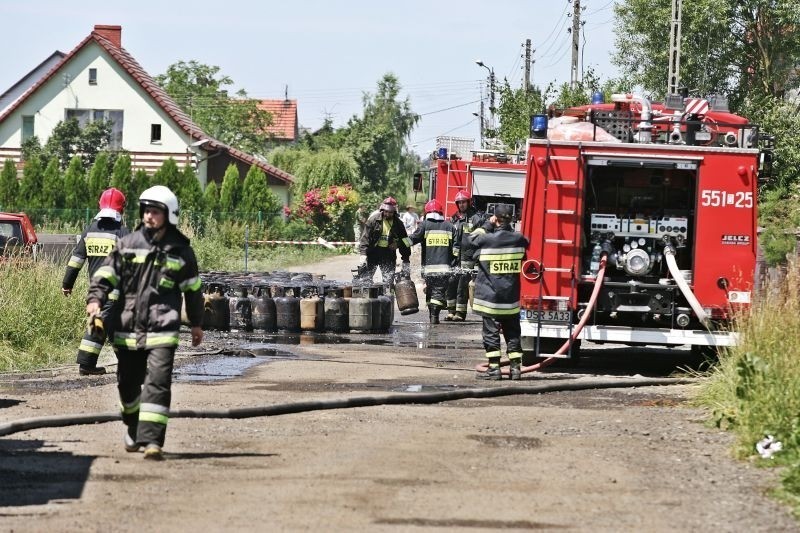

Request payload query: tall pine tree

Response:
[42,157,64,209]
[63,156,88,210]
[87,152,110,202]
[203,181,220,213]
[219,164,241,214]
[241,165,281,221]
[0,159,18,211]
[19,157,44,209]
[178,165,204,214]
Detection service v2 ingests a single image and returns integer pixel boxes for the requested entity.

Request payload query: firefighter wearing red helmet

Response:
[469,203,529,380]
[87,185,204,460]
[357,196,412,283]
[62,187,130,375]
[446,189,486,321]
[409,199,455,324]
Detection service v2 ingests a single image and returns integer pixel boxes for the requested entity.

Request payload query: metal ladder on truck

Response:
[535,141,585,358]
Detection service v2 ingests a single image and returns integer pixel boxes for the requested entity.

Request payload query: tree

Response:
[41,157,64,209]
[110,154,133,195]
[42,118,112,169]
[203,181,220,213]
[494,81,549,149]
[178,165,204,214]
[155,61,274,155]
[0,159,18,211]
[219,164,241,213]
[612,0,800,105]
[63,156,88,210]
[87,152,110,202]
[293,149,359,194]
[129,169,150,208]
[267,146,312,176]
[18,157,43,209]
[241,165,281,221]
[151,158,182,191]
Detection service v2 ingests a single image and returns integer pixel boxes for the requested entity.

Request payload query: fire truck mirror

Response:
[412,172,424,192]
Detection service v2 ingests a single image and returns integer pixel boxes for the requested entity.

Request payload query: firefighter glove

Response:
[86,313,105,339]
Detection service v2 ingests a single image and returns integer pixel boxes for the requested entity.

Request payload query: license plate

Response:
[520,309,571,322]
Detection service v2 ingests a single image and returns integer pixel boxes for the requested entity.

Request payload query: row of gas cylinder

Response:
[193,272,419,334]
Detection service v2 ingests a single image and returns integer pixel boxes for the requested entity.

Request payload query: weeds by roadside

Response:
[0,258,86,372]
[696,263,800,514]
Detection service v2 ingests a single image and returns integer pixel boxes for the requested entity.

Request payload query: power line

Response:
[411,118,477,145]
[417,99,480,117]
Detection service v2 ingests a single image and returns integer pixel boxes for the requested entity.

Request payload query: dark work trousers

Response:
[76,294,117,368]
[366,249,396,284]
[446,271,470,315]
[116,346,176,447]
[424,274,449,310]
[481,315,523,360]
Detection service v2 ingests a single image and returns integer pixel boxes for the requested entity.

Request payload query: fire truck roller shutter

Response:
[471,169,525,198]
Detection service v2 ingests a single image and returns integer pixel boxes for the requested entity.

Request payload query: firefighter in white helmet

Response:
[86,185,204,460]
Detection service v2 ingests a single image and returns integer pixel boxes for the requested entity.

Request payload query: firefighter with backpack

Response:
[409,199,454,324]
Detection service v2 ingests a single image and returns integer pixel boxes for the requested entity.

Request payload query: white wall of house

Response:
[0,42,192,157]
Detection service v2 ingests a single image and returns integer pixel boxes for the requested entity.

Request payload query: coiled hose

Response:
[476,253,608,377]
[0,373,693,438]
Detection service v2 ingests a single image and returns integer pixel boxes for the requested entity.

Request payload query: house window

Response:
[150,124,162,143]
[65,108,124,149]
[88,68,97,85]
[21,116,34,142]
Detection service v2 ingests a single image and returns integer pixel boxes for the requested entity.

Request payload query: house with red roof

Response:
[257,99,299,143]
[0,25,294,206]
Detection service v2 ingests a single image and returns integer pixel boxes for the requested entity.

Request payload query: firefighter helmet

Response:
[97,188,126,219]
[139,185,179,225]
[380,197,398,213]
[454,190,472,203]
[424,199,443,214]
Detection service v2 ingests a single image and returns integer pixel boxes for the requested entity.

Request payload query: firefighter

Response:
[409,199,454,324]
[86,185,204,460]
[357,196,412,283]
[469,204,529,380]
[446,190,485,321]
[62,187,130,376]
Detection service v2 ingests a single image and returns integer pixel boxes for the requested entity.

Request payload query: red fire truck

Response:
[428,136,527,220]
[519,93,771,360]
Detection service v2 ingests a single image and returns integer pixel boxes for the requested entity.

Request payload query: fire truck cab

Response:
[519,93,767,359]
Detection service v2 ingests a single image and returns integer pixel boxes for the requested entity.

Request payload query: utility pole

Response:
[570,0,582,89]
[667,0,682,95]
[479,98,485,147]
[524,39,532,92]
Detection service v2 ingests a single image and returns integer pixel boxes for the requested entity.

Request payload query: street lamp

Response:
[475,60,496,133]
[472,111,485,148]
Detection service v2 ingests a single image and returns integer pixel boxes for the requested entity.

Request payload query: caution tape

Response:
[249,240,358,246]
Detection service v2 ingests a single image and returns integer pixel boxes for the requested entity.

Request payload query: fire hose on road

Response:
[0,373,694,438]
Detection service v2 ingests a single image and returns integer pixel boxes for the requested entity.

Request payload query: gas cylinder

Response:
[275,286,301,332]
[228,285,253,331]
[394,272,419,315]
[300,289,324,332]
[324,288,349,333]
[376,284,393,332]
[204,283,230,331]
[342,284,353,299]
[348,286,373,333]
[368,285,383,333]
[250,285,277,332]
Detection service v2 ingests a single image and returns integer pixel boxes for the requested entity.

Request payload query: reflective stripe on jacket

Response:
[87,225,204,350]
[469,222,529,316]
[409,215,454,276]
[359,211,412,261]
[63,217,129,291]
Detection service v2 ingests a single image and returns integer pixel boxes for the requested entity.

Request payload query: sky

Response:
[0,0,619,158]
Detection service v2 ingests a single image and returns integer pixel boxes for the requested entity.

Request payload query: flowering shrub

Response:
[287,184,360,241]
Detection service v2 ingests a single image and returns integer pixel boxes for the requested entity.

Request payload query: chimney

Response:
[94,25,122,48]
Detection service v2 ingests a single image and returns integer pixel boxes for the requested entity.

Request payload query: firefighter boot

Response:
[143,444,164,461]
[509,359,522,381]
[79,365,106,376]
[453,311,466,322]
[477,357,502,380]
[429,306,440,325]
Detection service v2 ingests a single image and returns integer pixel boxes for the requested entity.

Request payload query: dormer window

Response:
[88,68,97,85]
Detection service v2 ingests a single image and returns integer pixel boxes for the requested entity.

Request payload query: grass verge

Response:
[695,264,800,515]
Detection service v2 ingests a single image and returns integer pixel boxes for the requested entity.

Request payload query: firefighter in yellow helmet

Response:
[357,196,412,283]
